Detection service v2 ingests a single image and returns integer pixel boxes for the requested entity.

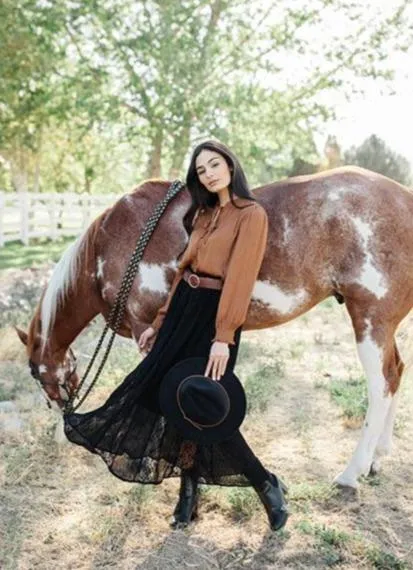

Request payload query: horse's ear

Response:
[15,327,28,346]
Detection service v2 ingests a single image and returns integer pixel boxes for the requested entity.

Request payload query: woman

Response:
[64,140,288,531]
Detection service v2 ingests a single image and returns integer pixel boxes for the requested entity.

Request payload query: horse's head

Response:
[16,325,79,410]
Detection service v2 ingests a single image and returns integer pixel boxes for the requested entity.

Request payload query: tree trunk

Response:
[11,163,29,193]
[33,130,43,193]
[168,121,191,179]
[146,127,163,178]
[9,145,29,192]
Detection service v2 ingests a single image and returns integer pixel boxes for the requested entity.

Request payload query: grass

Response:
[0,361,34,401]
[1,496,25,570]
[366,547,408,570]
[314,524,351,566]
[325,375,368,423]
[288,339,306,359]
[290,482,339,504]
[236,340,257,365]
[0,237,74,270]
[244,359,285,413]
[225,487,261,521]
[2,262,413,569]
[295,521,407,569]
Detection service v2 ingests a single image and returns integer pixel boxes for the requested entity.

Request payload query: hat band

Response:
[176,376,231,431]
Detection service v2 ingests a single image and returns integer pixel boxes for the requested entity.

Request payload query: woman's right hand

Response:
[138,326,157,355]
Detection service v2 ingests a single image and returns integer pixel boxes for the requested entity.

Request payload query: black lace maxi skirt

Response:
[64,274,251,487]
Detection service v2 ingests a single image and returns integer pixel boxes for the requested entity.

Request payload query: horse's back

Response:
[253,167,413,314]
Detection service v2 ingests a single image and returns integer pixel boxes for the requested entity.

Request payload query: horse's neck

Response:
[48,280,103,353]
[39,210,109,355]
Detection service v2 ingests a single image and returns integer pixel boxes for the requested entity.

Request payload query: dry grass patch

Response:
[244,359,285,414]
[0,327,26,362]
[1,266,413,569]
[295,520,408,569]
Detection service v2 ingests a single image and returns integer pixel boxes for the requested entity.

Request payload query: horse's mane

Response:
[38,180,171,348]
[40,211,106,348]
[38,180,182,348]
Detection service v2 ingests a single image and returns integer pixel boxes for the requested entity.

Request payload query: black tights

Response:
[220,430,269,487]
[183,430,269,487]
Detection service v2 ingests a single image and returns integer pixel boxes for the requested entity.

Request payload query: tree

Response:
[1,0,412,192]
[65,0,413,179]
[0,0,67,190]
[344,135,412,186]
[0,0,116,192]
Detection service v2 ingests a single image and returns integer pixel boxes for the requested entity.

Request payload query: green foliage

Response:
[0,0,66,147]
[98,340,143,388]
[295,520,408,568]
[1,497,24,570]
[0,274,50,328]
[235,340,256,365]
[244,360,285,413]
[327,376,368,421]
[1,1,412,192]
[291,481,338,504]
[0,238,73,271]
[0,362,32,401]
[366,547,407,570]
[295,521,350,566]
[226,487,261,521]
[127,483,154,509]
[344,134,412,185]
[315,525,351,547]
[295,519,314,535]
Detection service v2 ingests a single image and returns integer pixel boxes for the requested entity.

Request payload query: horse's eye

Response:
[29,360,38,378]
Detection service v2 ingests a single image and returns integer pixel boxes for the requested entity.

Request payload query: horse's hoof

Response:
[333,473,358,491]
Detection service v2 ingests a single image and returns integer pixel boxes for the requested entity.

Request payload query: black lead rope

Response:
[63,180,186,415]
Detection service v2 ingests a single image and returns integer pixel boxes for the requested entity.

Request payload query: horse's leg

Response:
[370,342,404,475]
[334,303,400,488]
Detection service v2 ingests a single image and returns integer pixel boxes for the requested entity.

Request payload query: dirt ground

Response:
[1,267,413,569]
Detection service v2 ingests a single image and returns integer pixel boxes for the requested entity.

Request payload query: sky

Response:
[315,60,413,165]
[265,1,413,167]
[312,5,413,166]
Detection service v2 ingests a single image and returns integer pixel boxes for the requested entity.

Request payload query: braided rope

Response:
[63,180,186,415]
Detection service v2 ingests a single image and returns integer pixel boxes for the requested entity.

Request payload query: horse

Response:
[16,166,413,489]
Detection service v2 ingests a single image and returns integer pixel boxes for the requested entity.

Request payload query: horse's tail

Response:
[39,209,109,347]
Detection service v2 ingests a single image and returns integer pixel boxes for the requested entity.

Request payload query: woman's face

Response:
[195,150,232,194]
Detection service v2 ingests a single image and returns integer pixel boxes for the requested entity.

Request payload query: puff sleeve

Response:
[212,204,268,345]
[150,266,185,332]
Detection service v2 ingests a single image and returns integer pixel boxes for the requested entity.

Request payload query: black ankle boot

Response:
[254,473,289,531]
[171,472,199,529]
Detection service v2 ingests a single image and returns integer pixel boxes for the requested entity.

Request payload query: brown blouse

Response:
[151,196,268,345]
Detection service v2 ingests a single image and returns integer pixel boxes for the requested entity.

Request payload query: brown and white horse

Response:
[17,166,413,489]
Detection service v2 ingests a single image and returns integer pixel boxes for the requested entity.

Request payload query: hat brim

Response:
[159,357,246,445]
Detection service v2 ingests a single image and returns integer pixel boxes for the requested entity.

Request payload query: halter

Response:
[31,180,185,414]
[29,348,77,409]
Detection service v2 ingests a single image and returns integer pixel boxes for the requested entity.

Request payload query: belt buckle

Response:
[188,273,201,288]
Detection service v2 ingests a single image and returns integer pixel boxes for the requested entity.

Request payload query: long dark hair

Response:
[182,140,256,236]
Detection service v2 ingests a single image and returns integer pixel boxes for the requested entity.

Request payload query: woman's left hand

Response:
[204,341,230,381]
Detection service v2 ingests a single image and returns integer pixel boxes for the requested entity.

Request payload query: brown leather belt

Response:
[182,268,223,290]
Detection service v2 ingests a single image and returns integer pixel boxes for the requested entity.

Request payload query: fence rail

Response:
[0,192,119,247]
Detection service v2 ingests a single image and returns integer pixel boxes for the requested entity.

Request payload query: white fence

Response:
[0,192,119,247]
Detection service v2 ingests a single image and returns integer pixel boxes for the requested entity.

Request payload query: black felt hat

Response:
[159,357,246,444]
